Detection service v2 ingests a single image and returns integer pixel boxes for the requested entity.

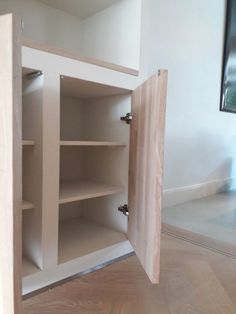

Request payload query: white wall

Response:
[140,0,236,203]
[83,0,142,70]
[0,0,141,70]
[0,0,84,53]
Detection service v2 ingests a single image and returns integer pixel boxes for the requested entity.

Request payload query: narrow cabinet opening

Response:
[22,68,43,277]
[59,76,132,264]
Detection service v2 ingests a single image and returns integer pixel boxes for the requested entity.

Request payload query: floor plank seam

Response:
[162,229,236,260]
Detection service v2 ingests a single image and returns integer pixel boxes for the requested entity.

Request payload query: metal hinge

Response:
[118,204,129,216]
[26,71,43,80]
[120,113,132,124]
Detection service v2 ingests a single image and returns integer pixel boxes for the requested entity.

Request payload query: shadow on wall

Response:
[205,157,235,192]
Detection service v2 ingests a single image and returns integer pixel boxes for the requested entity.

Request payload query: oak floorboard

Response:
[23,234,236,314]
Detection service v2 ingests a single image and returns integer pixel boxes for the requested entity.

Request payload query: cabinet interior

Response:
[22,67,43,277]
[21,70,132,278]
[59,76,131,264]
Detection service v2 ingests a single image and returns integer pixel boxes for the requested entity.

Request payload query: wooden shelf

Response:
[59,180,123,204]
[22,200,34,211]
[22,256,40,277]
[60,141,126,147]
[22,140,35,146]
[58,218,126,264]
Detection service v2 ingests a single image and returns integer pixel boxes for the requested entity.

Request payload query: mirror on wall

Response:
[221,0,236,112]
[0,0,142,71]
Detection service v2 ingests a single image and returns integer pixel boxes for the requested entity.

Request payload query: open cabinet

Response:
[0,14,168,314]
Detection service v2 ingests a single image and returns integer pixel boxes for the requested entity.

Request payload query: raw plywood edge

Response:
[60,141,127,147]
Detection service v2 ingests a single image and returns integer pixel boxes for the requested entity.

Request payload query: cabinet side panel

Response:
[22,75,43,268]
[0,14,22,314]
[128,70,168,283]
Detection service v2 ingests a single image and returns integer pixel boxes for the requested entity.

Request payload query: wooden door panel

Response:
[0,14,22,314]
[128,70,168,283]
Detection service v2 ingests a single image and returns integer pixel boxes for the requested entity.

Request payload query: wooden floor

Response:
[23,234,236,314]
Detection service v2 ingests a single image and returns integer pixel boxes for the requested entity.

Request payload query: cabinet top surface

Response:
[22,38,139,77]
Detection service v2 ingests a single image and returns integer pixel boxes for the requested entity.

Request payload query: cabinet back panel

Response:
[81,195,128,234]
[83,95,131,142]
[60,96,84,141]
[60,147,84,182]
[84,147,128,187]
[59,203,83,221]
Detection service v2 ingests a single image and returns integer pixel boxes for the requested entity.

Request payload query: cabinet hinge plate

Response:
[118,204,129,216]
[120,113,132,124]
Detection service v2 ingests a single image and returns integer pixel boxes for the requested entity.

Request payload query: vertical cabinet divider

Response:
[41,72,60,268]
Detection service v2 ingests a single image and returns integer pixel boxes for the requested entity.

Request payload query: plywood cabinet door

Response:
[128,70,168,283]
[0,14,22,314]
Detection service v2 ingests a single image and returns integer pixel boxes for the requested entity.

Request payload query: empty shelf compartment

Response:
[58,217,127,264]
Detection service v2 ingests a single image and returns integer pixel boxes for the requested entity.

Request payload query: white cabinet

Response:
[0,14,168,314]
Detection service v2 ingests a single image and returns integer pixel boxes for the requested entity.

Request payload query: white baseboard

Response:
[163,177,236,208]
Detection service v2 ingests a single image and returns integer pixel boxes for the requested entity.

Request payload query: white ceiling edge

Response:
[36,0,121,19]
